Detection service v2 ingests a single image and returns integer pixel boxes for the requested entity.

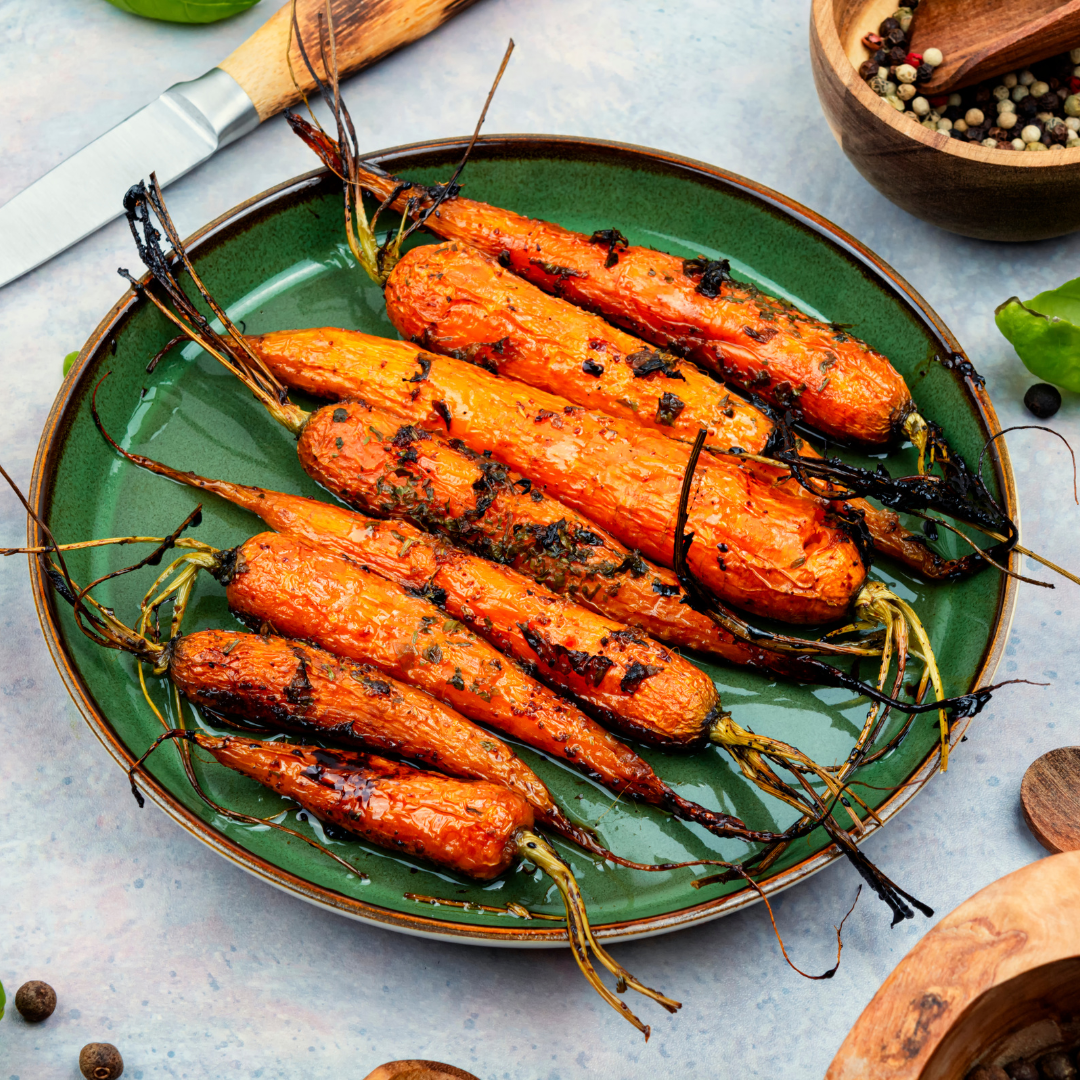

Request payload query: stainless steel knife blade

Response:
[0,68,258,289]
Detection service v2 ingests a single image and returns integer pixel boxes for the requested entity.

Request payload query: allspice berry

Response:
[15,980,56,1023]
[79,1043,124,1080]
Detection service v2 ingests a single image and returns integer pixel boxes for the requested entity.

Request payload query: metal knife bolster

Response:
[164,68,261,152]
[0,69,259,288]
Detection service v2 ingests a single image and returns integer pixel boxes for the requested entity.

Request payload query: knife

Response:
[0,0,479,289]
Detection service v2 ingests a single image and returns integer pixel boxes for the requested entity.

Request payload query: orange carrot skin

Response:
[169,628,565,831]
[272,402,809,679]
[345,170,914,446]
[198,734,531,880]
[384,243,966,582]
[223,531,689,802]
[249,330,867,623]
[291,415,720,748]
[385,240,774,453]
[170,461,720,747]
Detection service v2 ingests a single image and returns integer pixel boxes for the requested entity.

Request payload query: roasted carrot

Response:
[130,731,679,1036]
[382,241,981,582]
[103,447,726,751]
[289,116,914,448]
[248,326,865,624]
[169,628,591,846]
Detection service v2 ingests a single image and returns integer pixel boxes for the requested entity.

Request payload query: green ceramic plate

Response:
[29,136,1017,945]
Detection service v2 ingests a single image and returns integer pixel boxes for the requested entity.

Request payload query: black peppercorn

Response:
[944,105,963,120]
[1020,96,1039,117]
[1041,131,1053,145]
[889,45,908,64]
[859,60,880,81]
[1024,383,1061,418]
[967,126,988,141]
[916,63,934,82]
[975,86,992,103]
[1006,1063,1040,1080]
[988,126,1007,140]
[879,16,900,34]
[1040,92,1060,111]
[15,981,57,1023]
[1037,1052,1076,1080]
[885,27,907,47]
[1053,124,1069,144]
[79,1043,124,1080]
[996,140,1013,149]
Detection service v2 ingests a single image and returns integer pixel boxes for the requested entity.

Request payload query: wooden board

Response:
[1021,747,1080,853]
[363,1062,480,1080]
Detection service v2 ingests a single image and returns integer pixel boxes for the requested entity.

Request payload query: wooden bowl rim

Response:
[827,850,1080,1079]
[812,0,1080,169]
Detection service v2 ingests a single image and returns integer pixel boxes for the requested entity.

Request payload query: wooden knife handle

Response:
[220,0,480,122]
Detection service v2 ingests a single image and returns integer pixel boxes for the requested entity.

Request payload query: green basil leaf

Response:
[63,350,80,377]
[103,0,262,24]
[996,278,1080,393]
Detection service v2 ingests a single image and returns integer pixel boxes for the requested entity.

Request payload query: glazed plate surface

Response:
[30,136,1017,944]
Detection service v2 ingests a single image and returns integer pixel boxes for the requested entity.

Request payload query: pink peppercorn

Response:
[906,52,924,67]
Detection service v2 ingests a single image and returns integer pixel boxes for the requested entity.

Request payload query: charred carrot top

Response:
[385,240,775,453]
[247,329,868,624]
[303,150,913,446]
[382,242,982,584]
[131,731,679,1037]
[169,628,587,844]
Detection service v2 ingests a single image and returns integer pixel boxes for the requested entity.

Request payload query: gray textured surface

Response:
[1,1,1077,1077]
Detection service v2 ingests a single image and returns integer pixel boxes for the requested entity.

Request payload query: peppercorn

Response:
[1024,383,1063,418]
[923,46,943,67]
[996,140,1013,149]
[862,32,884,50]
[860,59,881,80]
[999,112,1019,129]
[1011,137,1026,150]
[897,63,918,83]
[79,1043,124,1080]
[1007,1062,1041,1080]
[916,62,934,82]
[879,16,900,34]
[967,125,988,141]
[987,126,1007,139]
[1065,94,1080,115]
[945,105,963,120]
[889,45,908,64]
[1020,96,1039,117]
[975,85,992,103]
[15,981,56,1023]
[1037,1052,1076,1080]
[898,83,917,100]
[1030,80,1051,97]
[1039,92,1060,111]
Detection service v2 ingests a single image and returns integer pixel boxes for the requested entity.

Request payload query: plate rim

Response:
[28,133,1019,946]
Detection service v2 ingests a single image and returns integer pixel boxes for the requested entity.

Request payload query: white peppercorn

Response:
[1037,112,1055,122]
[898,82,917,100]
[992,84,1010,101]
[1012,85,1030,102]
[953,118,968,132]
[1026,140,1048,150]
[1030,80,1050,97]
[1003,72,1018,88]
[923,46,943,67]
[1066,94,1080,116]
[1011,137,1026,150]
[1021,123,1042,142]
[885,94,906,111]
[1049,142,1064,150]
[896,63,918,83]
[912,95,930,115]
[965,107,985,125]
[894,6,913,32]
[948,92,962,106]
[1074,64,1080,76]
[1019,69,1035,85]
[998,111,1018,129]
[1072,47,1080,63]
[937,118,953,131]
[1068,134,1080,147]
[884,79,897,95]
[981,137,997,147]
[870,74,889,95]
[1066,116,1080,130]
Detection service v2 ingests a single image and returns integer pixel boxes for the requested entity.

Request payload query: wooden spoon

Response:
[909,0,1080,95]
[1021,746,1080,854]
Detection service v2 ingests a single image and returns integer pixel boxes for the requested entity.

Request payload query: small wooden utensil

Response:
[362,1061,481,1080]
[910,0,1080,95]
[1021,746,1080,854]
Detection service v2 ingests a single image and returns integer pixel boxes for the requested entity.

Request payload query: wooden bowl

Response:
[810,0,1080,241]
[827,850,1080,1079]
